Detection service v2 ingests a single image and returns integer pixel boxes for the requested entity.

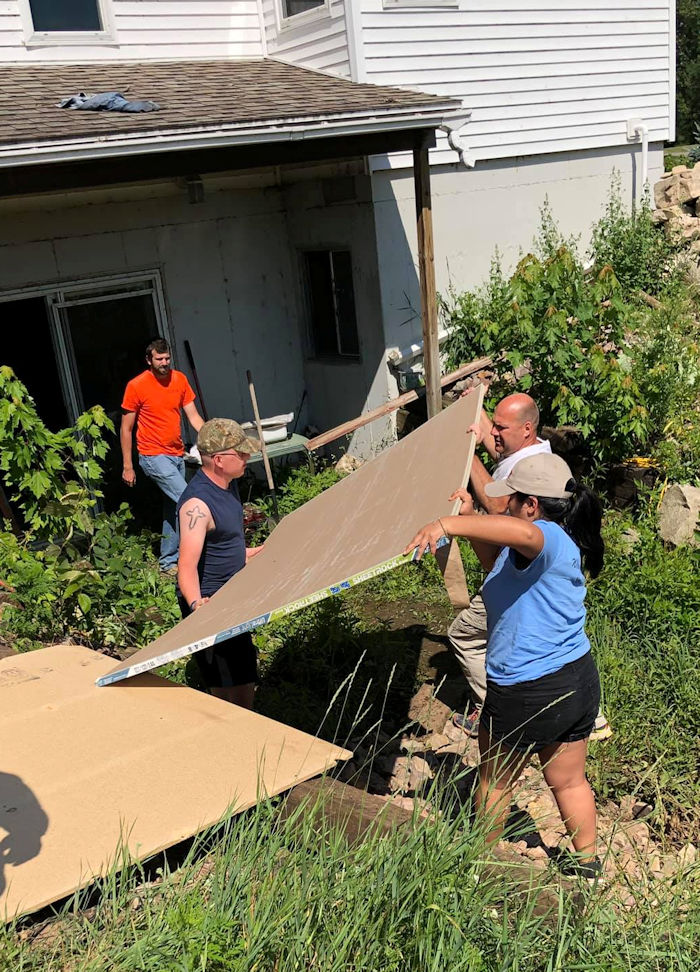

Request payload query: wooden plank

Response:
[304,356,491,452]
[281,777,414,846]
[413,134,441,421]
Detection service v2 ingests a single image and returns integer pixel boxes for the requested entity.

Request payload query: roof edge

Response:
[0,102,466,169]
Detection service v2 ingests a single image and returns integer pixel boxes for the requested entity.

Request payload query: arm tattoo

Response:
[186,505,206,530]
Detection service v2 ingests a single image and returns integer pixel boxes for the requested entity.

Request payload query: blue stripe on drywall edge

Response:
[95,535,451,686]
[329,581,351,594]
[212,614,271,643]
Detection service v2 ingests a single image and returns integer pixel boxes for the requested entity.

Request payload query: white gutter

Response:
[0,102,463,168]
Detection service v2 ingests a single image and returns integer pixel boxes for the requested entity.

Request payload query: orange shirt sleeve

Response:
[179,374,196,407]
[121,377,142,414]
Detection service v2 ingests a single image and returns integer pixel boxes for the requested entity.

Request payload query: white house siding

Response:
[371,143,665,366]
[262,0,350,77]
[0,1,263,62]
[0,179,306,425]
[359,0,674,166]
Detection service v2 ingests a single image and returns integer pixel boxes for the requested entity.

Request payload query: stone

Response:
[671,164,688,175]
[619,794,636,821]
[631,800,653,820]
[678,844,697,869]
[421,732,451,752]
[658,483,700,547]
[624,821,650,847]
[619,527,641,554]
[335,453,364,475]
[383,754,433,794]
[408,683,452,733]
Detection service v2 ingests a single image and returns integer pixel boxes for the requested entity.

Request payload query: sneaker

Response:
[452,709,481,738]
[590,712,612,742]
[557,850,604,882]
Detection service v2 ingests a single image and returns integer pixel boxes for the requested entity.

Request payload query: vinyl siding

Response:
[359,0,674,164]
[0,1,264,62]
[262,0,350,77]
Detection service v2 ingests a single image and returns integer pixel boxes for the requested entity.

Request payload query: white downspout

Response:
[439,121,475,168]
[627,119,649,200]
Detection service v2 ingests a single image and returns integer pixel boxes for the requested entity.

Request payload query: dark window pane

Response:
[282,0,324,17]
[305,251,337,357]
[331,251,359,357]
[29,0,102,31]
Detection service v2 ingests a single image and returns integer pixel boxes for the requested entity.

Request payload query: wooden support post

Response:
[413,133,442,420]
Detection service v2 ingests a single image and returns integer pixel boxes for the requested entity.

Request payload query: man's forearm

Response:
[177,565,201,608]
[120,423,133,470]
[469,455,507,515]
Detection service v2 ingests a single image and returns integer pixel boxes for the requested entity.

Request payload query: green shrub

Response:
[665,151,692,171]
[442,247,650,465]
[0,505,179,652]
[586,504,700,839]
[0,365,113,538]
[590,178,679,297]
[689,123,700,166]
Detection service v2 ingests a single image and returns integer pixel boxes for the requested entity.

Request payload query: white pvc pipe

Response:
[635,123,649,192]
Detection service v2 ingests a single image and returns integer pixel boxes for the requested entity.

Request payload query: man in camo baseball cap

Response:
[197,418,260,456]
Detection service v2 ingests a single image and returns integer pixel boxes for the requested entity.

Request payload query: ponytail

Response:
[522,481,605,578]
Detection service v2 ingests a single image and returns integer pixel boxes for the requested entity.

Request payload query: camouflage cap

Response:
[197,418,260,456]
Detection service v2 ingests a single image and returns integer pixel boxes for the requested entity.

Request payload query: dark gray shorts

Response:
[481,652,600,754]
[178,595,257,689]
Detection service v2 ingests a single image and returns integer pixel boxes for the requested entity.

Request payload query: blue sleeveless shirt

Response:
[176,469,246,598]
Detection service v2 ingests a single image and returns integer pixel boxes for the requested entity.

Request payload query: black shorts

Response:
[179,596,258,689]
[481,651,600,754]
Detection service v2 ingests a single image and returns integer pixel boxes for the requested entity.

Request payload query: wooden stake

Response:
[246,369,279,520]
[414,133,441,420]
[305,357,491,452]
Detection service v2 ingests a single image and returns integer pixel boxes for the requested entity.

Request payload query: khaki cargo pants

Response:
[447,591,488,709]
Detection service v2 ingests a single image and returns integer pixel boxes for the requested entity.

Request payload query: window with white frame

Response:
[279,0,329,24]
[21,0,115,45]
[304,250,360,360]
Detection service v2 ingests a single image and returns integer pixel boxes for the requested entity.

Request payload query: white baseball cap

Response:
[484,453,575,499]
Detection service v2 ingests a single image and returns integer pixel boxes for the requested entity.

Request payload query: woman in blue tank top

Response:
[405,453,604,879]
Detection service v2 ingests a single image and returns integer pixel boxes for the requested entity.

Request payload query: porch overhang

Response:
[0,58,464,197]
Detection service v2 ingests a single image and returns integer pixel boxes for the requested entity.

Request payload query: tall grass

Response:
[3,780,698,971]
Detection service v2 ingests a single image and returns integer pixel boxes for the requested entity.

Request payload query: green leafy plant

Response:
[0,505,179,652]
[590,177,679,297]
[0,365,114,538]
[690,122,700,166]
[442,247,650,464]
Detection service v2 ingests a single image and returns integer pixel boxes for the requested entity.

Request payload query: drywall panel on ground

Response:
[101,387,483,685]
[0,644,350,920]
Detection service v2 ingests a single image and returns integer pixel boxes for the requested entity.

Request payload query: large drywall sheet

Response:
[102,387,483,685]
[0,645,351,919]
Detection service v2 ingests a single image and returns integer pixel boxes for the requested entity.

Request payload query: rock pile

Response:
[653,162,700,254]
[341,682,698,904]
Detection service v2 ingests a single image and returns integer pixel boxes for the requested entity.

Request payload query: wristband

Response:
[189,598,199,611]
[437,518,449,538]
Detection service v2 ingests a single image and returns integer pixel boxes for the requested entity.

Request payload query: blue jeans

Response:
[138,454,187,569]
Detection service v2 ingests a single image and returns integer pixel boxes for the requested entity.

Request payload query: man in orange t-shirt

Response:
[120,338,204,570]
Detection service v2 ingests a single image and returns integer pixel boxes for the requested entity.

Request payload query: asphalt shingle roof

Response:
[0,58,457,148]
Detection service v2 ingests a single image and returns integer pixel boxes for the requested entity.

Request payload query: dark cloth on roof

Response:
[58,91,160,113]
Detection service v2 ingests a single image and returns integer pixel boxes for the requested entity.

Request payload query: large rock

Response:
[408,683,452,733]
[658,484,700,547]
[655,162,700,209]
